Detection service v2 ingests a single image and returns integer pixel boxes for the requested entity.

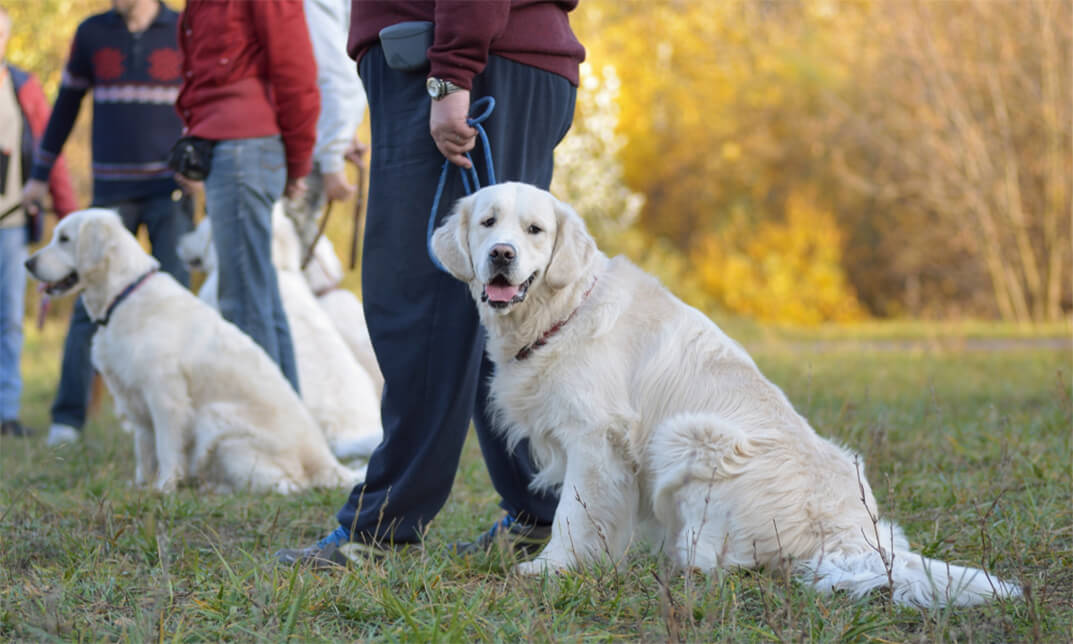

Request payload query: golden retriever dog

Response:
[294,220,384,397]
[27,209,363,494]
[178,211,383,461]
[431,182,1020,607]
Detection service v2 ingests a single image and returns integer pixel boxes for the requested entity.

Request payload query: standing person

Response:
[21,0,193,446]
[277,0,585,567]
[176,0,320,393]
[0,4,79,438]
[285,0,369,252]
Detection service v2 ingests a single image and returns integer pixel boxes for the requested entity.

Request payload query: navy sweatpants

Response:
[335,46,577,543]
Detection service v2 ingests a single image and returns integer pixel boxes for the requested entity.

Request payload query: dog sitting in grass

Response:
[431,182,1022,608]
[26,208,364,494]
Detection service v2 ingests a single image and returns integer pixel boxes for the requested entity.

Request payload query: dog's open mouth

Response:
[482,272,536,308]
[44,271,79,295]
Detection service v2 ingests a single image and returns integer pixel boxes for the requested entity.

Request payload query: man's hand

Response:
[344,135,368,169]
[173,173,204,198]
[21,179,48,214]
[285,176,308,200]
[322,169,356,202]
[429,90,476,169]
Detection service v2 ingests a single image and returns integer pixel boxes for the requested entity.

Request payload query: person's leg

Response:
[0,227,27,424]
[467,56,577,525]
[327,45,482,546]
[139,192,194,287]
[331,50,576,547]
[204,136,299,392]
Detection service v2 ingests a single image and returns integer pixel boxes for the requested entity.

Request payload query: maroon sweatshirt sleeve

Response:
[428,0,511,89]
[249,0,320,179]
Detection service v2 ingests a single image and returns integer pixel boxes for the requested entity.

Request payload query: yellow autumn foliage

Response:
[695,193,865,324]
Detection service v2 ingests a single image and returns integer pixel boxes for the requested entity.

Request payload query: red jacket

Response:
[8,64,78,217]
[347,0,585,89]
[176,0,320,179]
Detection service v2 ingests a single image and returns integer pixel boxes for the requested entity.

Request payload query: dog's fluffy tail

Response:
[797,531,1021,607]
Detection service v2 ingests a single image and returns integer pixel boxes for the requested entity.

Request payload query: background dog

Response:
[27,209,363,494]
[178,208,383,461]
[432,182,1021,607]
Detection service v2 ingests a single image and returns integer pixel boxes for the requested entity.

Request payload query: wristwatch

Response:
[426,77,462,100]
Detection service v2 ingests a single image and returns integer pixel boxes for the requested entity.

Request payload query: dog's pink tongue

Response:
[485,283,520,302]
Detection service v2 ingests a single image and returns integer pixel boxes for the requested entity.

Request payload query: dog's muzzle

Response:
[25,256,80,295]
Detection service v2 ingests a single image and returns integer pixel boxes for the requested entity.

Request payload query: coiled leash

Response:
[426,96,497,274]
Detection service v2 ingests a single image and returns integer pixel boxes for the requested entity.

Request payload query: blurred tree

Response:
[830,0,1071,322]
[4,0,112,209]
[570,0,1070,323]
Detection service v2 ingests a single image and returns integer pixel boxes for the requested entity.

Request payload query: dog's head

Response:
[431,182,596,314]
[25,208,132,297]
[177,217,216,274]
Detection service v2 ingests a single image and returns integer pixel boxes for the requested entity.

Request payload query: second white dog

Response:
[178,211,383,462]
[28,209,362,494]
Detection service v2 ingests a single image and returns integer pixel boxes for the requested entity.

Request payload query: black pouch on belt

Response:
[379,21,433,72]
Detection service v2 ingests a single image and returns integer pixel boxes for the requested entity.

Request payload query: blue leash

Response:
[427,96,497,273]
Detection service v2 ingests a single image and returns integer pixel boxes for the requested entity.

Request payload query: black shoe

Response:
[274,526,416,570]
[451,514,552,560]
[0,419,34,437]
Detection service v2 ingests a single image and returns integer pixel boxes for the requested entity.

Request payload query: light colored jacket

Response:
[305,0,368,175]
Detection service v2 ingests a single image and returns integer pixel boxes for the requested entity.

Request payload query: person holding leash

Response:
[277,0,586,567]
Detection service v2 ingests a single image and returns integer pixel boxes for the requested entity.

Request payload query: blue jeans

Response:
[50,193,193,430]
[203,136,299,392]
[0,226,28,420]
[334,49,576,544]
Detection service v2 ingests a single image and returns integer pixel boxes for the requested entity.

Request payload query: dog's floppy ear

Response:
[74,214,118,278]
[430,194,475,282]
[545,196,596,290]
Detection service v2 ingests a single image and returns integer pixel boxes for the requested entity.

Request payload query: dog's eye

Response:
[481,217,496,228]
[58,233,70,243]
[527,225,543,235]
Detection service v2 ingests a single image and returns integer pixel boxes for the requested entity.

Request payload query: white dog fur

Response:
[178,208,383,461]
[431,182,1021,608]
[296,221,383,397]
[27,209,362,494]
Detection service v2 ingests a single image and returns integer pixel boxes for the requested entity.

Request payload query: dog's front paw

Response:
[515,556,568,576]
[154,473,181,493]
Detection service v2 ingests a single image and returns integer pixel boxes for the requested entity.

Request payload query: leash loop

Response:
[427,96,496,274]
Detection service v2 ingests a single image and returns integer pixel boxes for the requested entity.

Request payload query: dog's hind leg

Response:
[648,413,758,571]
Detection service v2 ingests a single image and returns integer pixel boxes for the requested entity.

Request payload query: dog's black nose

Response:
[24,256,36,273]
[489,243,516,268]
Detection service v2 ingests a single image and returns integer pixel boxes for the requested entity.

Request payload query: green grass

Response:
[2,319,1071,642]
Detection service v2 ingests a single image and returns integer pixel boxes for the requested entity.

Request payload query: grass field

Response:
[1,317,1070,642]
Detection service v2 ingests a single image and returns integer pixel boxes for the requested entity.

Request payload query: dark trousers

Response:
[336,47,576,543]
[50,193,193,430]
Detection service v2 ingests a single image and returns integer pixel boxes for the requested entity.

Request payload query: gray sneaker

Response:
[451,514,552,560]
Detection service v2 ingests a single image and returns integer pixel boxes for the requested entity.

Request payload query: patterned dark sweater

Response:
[30,2,183,205]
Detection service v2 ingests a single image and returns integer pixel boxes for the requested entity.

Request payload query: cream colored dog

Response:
[178,208,383,461]
[26,209,363,494]
[294,221,383,397]
[431,182,1020,608]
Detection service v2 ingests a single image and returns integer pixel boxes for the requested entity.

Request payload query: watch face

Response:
[426,77,442,98]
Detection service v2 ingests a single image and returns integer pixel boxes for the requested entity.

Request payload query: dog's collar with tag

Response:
[94,268,158,327]
[514,277,597,361]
